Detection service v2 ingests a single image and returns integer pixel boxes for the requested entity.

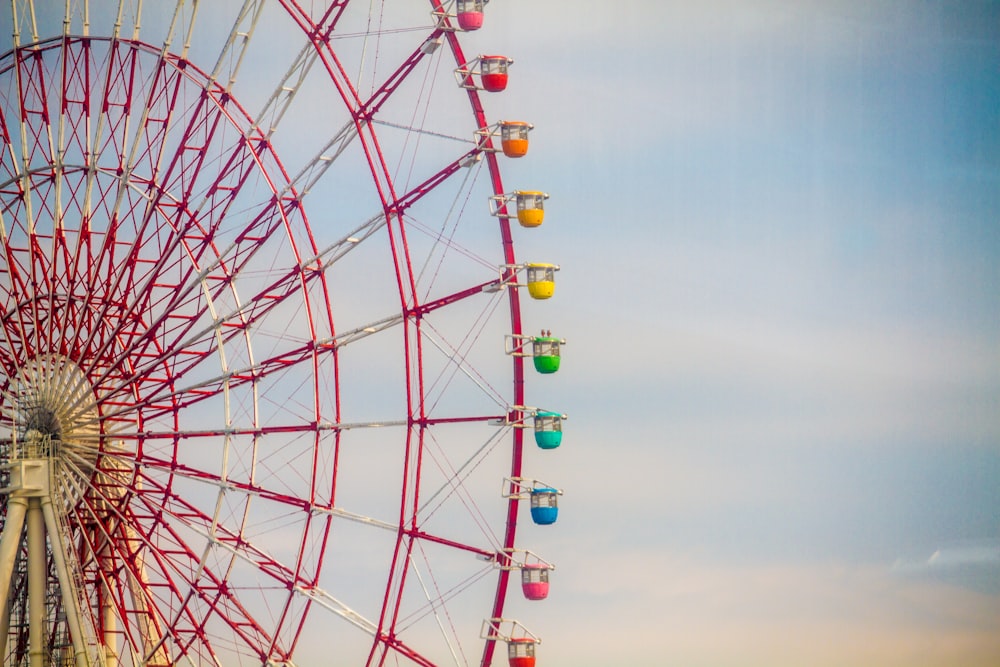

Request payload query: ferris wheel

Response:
[0,1,567,666]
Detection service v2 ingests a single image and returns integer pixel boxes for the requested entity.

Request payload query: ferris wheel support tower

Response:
[0,442,92,667]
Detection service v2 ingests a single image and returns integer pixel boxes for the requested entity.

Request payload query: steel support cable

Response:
[392,31,443,190]
[402,210,497,271]
[397,539,496,638]
[122,479,379,639]
[415,425,508,532]
[414,157,482,296]
[419,306,507,411]
[58,453,199,665]
[91,310,402,425]
[401,541,468,667]
[415,427,505,553]
[420,276,505,412]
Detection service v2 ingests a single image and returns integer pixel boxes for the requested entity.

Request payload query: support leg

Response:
[98,536,119,667]
[102,586,118,667]
[0,497,28,612]
[41,498,92,667]
[27,499,45,667]
[0,582,9,663]
[124,523,170,666]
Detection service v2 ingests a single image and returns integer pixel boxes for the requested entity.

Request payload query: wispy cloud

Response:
[893,541,1000,594]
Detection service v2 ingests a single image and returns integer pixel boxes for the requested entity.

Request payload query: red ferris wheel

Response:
[0,1,566,666]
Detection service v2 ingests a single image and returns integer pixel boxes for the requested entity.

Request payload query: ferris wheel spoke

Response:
[0,281,32,370]
[83,195,310,391]
[131,436,498,561]
[208,0,268,95]
[404,528,495,561]
[137,484,301,595]
[57,42,95,167]
[81,38,150,244]
[310,209,385,267]
[130,452,317,521]
[250,0,350,142]
[12,42,55,173]
[9,1,39,45]
[115,442,500,654]
[390,145,484,216]
[286,118,362,200]
[126,469,332,660]
[104,107,261,320]
[292,583,379,637]
[83,539,173,667]
[131,449,401,543]
[44,177,97,358]
[95,149,308,364]
[253,39,321,141]
[414,298,508,415]
[357,26,448,120]
[111,444,464,543]
[304,143,483,271]
[87,36,276,337]
[396,542,493,640]
[157,1,202,63]
[126,484,294,660]
[58,462,220,664]
[98,309,406,424]
[75,523,187,664]
[66,448,293,662]
[71,58,201,361]
[99,339,318,424]
[10,50,55,366]
[60,51,166,360]
[2,2,542,664]
[112,419,410,444]
[374,632,441,667]
[125,532,265,663]
[0,95,21,174]
[71,40,141,333]
[408,278,502,321]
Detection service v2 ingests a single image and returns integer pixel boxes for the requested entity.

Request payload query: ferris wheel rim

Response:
[0,1,537,665]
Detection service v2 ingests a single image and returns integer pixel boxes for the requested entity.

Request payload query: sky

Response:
[0,1,997,666]
[485,1,1000,665]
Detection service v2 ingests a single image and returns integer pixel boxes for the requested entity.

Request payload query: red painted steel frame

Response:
[1,33,331,664]
[274,2,527,665]
[1,2,529,665]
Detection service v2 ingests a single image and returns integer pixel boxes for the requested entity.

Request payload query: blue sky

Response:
[0,1,996,665]
[487,1,1000,665]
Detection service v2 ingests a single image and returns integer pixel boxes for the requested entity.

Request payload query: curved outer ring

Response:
[0,2,528,664]
[271,2,527,664]
[279,0,524,667]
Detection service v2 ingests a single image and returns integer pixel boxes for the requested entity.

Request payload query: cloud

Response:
[893,542,1000,594]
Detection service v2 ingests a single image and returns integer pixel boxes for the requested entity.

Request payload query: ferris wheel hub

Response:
[11,355,102,501]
